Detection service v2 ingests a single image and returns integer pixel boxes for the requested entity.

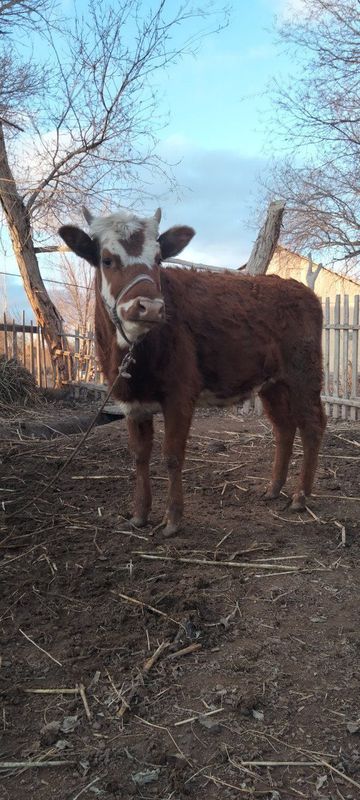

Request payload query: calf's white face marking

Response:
[88,208,163,348]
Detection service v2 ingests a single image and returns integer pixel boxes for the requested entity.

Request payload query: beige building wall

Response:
[268,246,360,300]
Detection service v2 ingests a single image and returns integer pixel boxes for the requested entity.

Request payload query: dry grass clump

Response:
[0,356,39,411]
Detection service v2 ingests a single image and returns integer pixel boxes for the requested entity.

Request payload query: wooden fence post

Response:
[324,298,330,418]
[12,318,17,361]
[30,320,35,379]
[36,325,42,388]
[350,296,359,422]
[333,295,340,420]
[74,328,80,383]
[41,328,48,389]
[3,313,8,359]
[341,295,349,420]
[22,310,26,368]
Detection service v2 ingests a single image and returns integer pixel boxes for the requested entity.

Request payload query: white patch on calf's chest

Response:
[116,400,162,420]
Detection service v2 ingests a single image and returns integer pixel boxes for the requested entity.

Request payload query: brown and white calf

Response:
[59,206,326,535]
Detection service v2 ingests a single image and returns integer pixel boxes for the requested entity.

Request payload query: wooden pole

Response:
[245,200,285,276]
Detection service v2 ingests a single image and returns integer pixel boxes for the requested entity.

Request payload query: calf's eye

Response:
[102,257,112,268]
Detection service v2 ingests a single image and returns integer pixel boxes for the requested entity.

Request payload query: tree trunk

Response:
[246,200,285,276]
[306,253,322,290]
[0,124,72,385]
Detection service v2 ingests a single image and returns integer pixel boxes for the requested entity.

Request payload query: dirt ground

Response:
[1,407,360,800]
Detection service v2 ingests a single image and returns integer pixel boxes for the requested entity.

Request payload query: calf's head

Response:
[58,207,195,347]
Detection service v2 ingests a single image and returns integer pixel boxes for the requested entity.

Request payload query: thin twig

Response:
[19,628,62,667]
[79,683,91,721]
[71,776,101,800]
[24,687,78,695]
[204,772,269,795]
[111,591,184,629]
[133,552,299,572]
[117,641,169,719]
[167,643,202,660]
[0,760,76,770]
[133,714,191,765]
[174,707,223,727]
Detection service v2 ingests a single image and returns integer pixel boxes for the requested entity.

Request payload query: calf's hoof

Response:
[290,491,306,512]
[264,486,281,501]
[122,516,148,531]
[163,521,181,537]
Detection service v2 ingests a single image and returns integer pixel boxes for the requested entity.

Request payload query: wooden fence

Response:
[322,295,360,420]
[0,313,103,388]
[1,295,360,419]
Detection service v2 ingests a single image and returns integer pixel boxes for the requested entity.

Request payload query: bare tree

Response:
[0,0,228,384]
[267,0,360,274]
[0,0,51,129]
[51,256,94,332]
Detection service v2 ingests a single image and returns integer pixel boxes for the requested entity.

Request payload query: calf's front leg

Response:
[162,404,193,536]
[127,417,154,526]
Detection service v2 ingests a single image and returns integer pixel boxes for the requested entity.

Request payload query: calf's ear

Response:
[58,225,99,266]
[158,225,195,260]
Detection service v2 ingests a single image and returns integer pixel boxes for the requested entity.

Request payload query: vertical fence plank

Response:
[22,310,26,368]
[41,329,48,388]
[332,295,340,420]
[12,318,18,361]
[30,320,35,379]
[324,298,330,418]
[3,313,9,359]
[350,296,359,421]
[36,325,43,388]
[74,328,80,383]
[341,295,349,419]
[85,330,93,382]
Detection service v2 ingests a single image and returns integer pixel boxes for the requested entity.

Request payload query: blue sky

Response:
[1,0,300,315]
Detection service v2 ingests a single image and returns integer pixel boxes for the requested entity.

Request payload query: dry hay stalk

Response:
[0,356,39,410]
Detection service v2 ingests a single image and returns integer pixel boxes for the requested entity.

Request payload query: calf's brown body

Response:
[59,207,326,536]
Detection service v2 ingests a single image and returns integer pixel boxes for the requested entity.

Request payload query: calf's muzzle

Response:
[121,296,165,324]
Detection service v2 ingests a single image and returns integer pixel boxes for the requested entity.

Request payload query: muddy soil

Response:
[0,410,359,799]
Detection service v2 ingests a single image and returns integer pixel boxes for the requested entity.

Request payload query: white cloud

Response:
[149,137,268,268]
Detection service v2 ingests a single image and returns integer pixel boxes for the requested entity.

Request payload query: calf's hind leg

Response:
[260,383,296,500]
[127,416,154,526]
[291,398,326,511]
